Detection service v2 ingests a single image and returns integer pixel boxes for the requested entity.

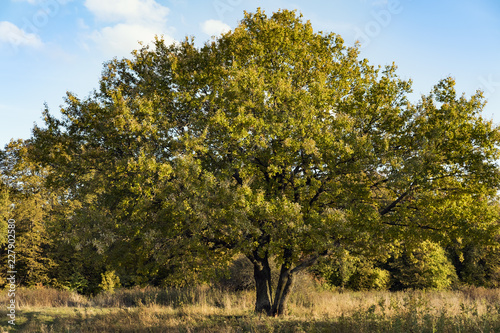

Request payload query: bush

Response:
[312,252,390,291]
[389,241,458,290]
[99,270,121,293]
[348,265,391,291]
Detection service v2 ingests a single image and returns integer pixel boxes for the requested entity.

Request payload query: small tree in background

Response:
[99,270,121,293]
[0,140,56,287]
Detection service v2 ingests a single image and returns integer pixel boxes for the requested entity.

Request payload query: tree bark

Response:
[271,265,294,316]
[248,252,273,314]
[270,252,323,316]
[250,249,325,316]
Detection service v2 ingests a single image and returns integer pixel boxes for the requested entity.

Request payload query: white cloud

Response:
[0,21,43,48]
[83,0,174,57]
[84,0,169,24]
[89,23,174,57]
[77,18,89,30]
[201,19,230,37]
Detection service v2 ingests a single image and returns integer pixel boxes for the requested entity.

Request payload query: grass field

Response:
[1,285,500,332]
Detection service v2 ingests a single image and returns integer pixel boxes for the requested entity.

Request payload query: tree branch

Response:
[379,190,409,216]
[290,250,328,274]
[381,221,441,231]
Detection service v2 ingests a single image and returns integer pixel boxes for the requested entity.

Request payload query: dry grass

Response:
[0,285,499,332]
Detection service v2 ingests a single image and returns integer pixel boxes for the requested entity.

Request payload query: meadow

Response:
[1,284,500,332]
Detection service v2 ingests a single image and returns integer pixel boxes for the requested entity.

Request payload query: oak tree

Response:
[31,9,500,315]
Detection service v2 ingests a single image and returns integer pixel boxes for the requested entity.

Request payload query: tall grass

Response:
[1,285,500,332]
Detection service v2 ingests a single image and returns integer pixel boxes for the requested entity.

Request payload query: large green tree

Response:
[31,9,500,315]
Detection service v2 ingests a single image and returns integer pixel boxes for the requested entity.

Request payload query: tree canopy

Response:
[27,9,500,315]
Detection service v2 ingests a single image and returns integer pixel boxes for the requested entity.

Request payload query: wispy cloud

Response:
[83,0,174,57]
[84,0,169,24]
[0,21,43,48]
[89,23,174,56]
[200,19,230,37]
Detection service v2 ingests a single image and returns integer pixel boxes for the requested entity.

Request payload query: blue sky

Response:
[1,0,499,148]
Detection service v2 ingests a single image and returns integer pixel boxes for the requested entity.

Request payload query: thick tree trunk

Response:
[248,252,273,314]
[253,262,272,313]
[250,248,324,316]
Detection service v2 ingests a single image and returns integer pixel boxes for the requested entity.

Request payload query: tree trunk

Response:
[250,249,324,316]
[248,252,273,314]
[270,263,294,316]
[270,251,323,316]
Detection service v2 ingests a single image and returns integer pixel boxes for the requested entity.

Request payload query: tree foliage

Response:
[27,9,500,315]
[389,241,458,290]
[449,238,500,288]
[0,140,56,286]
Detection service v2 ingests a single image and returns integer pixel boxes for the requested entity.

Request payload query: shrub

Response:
[389,241,458,290]
[348,265,391,291]
[99,270,121,293]
[312,252,390,291]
